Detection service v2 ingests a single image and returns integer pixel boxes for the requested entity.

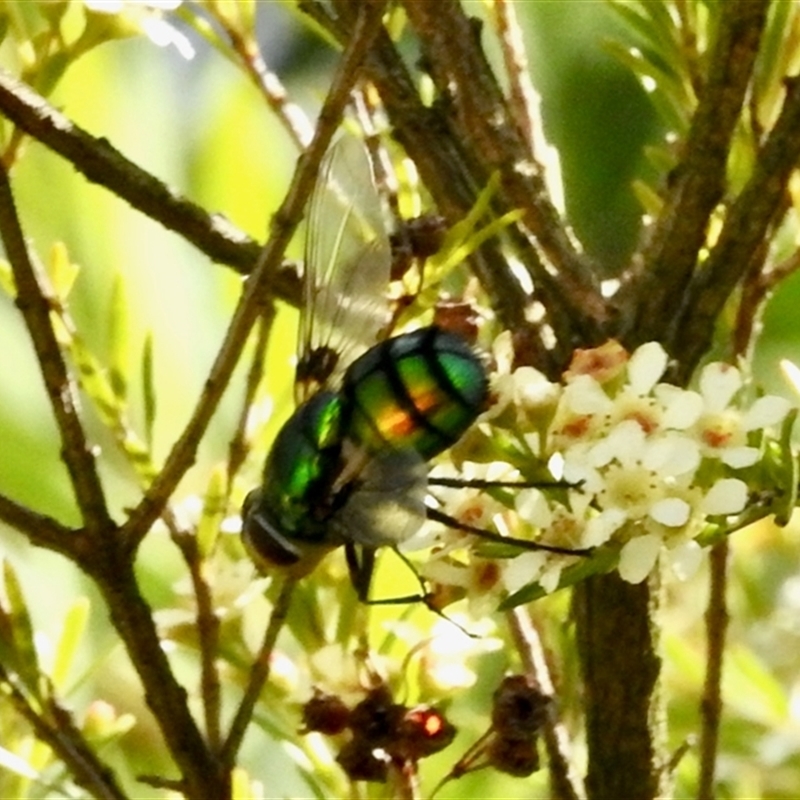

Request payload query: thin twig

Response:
[674,0,704,100]
[616,0,771,346]
[0,664,128,800]
[697,541,730,800]
[0,127,220,798]
[305,0,598,372]
[389,762,421,800]
[309,0,537,342]
[732,235,772,361]
[0,163,112,536]
[89,553,218,799]
[220,577,296,767]
[395,0,605,360]
[507,608,585,800]
[400,0,599,293]
[0,492,78,556]
[226,307,276,489]
[669,73,800,382]
[695,247,765,799]
[757,245,800,291]
[208,9,314,149]
[173,528,223,750]
[492,0,541,157]
[120,0,388,552]
[0,68,300,293]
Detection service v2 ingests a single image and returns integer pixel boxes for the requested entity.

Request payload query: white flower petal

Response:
[628,342,668,395]
[702,478,747,515]
[743,395,792,430]
[492,330,514,375]
[515,490,552,528]
[618,534,662,583]
[502,552,547,594]
[568,489,592,517]
[589,420,645,467]
[562,375,613,415]
[583,509,626,547]
[539,564,564,594]
[657,386,703,429]
[484,373,514,419]
[648,497,691,527]
[547,452,565,479]
[720,446,759,468]
[419,559,469,587]
[515,367,560,408]
[562,457,603,493]
[643,434,700,477]
[669,540,703,581]
[699,363,741,412]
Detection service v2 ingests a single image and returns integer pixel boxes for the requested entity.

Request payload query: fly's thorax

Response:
[340,326,489,460]
[242,391,348,567]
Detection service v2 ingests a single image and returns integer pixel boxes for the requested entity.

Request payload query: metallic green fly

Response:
[241,137,490,599]
[241,137,583,603]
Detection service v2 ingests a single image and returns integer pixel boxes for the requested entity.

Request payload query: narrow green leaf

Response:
[445,170,501,245]
[752,0,793,102]
[601,38,682,95]
[119,433,158,485]
[66,328,158,485]
[142,331,156,451]
[609,1,680,62]
[772,408,798,527]
[107,272,129,401]
[51,596,89,692]
[0,258,16,297]
[643,142,679,174]
[631,178,664,216]
[69,331,124,422]
[434,209,524,274]
[47,241,79,300]
[0,560,42,700]
[197,466,227,558]
[394,172,522,327]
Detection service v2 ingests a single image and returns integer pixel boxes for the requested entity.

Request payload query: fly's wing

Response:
[297,137,392,402]
[329,449,428,549]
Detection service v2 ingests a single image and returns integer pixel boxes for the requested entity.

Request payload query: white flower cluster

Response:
[422,339,793,608]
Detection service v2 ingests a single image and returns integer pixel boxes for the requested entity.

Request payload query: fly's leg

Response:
[344,542,476,636]
[425,507,592,557]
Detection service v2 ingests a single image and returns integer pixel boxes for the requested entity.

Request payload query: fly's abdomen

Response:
[341,326,488,460]
[242,391,345,568]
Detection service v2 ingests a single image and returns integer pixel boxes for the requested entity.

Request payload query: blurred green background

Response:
[1,1,799,798]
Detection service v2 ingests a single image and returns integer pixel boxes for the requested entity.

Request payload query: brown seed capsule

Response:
[392,705,457,760]
[336,737,389,783]
[491,675,551,739]
[487,734,541,777]
[301,689,351,735]
[348,685,405,747]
